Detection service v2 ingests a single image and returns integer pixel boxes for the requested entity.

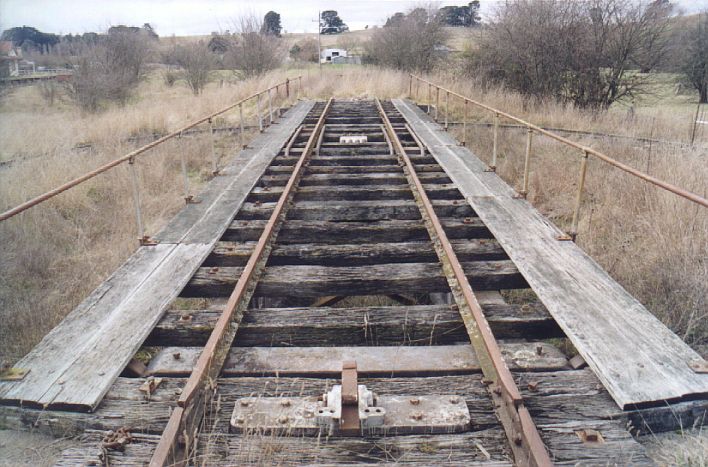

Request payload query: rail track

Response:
[55,99,651,466]
[7,97,703,465]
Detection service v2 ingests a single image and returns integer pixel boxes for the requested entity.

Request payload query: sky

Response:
[1,0,708,36]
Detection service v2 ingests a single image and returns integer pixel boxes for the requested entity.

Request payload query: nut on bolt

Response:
[411,412,424,421]
[409,398,420,405]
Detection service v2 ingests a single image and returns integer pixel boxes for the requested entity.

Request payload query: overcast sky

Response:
[1,0,707,36]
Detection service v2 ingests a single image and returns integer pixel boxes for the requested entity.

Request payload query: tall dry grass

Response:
[0,68,301,363]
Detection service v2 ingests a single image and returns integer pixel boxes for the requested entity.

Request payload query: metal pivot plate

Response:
[340,135,368,144]
[229,392,471,436]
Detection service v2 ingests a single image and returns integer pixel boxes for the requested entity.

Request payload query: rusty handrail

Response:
[410,74,708,209]
[0,76,303,222]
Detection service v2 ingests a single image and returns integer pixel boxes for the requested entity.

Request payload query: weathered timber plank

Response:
[145,343,567,376]
[182,261,526,298]
[206,239,505,266]
[262,172,451,187]
[148,302,561,347]
[53,429,513,466]
[235,199,473,221]
[394,98,708,409]
[223,218,492,243]
[248,183,461,202]
[0,101,315,412]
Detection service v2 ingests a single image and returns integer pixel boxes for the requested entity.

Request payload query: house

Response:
[320,48,347,64]
[0,41,22,77]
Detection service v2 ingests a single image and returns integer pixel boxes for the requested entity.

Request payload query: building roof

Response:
[0,41,21,59]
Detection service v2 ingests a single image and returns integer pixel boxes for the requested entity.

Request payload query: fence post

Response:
[257,94,263,132]
[462,99,468,147]
[208,118,218,175]
[569,150,590,241]
[516,128,533,199]
[409,75,413,99]
[286,78,290,98]
[416,77,420,101]
[298,76,302,99]
[179,132,195,204]
[444,91,449,130]
[239,103,246,149]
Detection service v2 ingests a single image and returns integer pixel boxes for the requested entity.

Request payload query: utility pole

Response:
[312,11,322,73]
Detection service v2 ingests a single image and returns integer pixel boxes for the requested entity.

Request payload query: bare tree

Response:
[366,6,449,72]
[174,42,213,94]
[289,38,319,63]
[681,11,708,103]
[68,28,152,111]
[477,0,673,108]
[224,15,283,78]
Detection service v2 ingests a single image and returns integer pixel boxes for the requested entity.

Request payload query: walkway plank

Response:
[0,101,314,412]
[394,98,708,409]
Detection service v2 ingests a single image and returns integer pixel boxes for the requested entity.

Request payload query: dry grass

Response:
[0,68,301,363]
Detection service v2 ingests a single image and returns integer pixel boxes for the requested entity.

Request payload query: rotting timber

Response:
[2,99,705,466]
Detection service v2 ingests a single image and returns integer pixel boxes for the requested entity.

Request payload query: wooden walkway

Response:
[394,98,708,409]
[0,101,314,412]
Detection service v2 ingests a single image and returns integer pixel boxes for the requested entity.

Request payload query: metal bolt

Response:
[528,381,539,392]
[280,399,291,407]
[536,345,544,356]
[411,412,424,421]
[172,352,181,360]
[514,436,523,446]
[409,398,420,405]
[449,397,460,404]
[240,400,250,407]
[278,416,289,424]
[234,416,244,424]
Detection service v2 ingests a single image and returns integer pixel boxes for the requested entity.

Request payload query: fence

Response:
[0,76,303,245]
[409,74,708,240]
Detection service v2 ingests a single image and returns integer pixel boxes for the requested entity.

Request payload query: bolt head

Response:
[409,398,420,405]
[280,399,291,407]
[278,416,289,424]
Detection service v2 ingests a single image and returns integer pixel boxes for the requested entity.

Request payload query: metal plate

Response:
[230,394,471,436]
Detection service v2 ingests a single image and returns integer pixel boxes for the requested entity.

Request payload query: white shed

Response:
[321,48,347,64]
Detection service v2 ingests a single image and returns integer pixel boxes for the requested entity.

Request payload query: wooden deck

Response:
[0,101,314,412]
[394,98,708,410]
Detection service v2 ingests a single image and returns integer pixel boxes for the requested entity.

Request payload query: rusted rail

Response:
[376,98,552,467]
[148,98,333,467]
[0,76,303,223]
[409,75,708,221]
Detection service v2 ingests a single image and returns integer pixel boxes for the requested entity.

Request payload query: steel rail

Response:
[376,98,553,467]
[410,75,708,209]
[0,77,303,222]
[149,98,333,467]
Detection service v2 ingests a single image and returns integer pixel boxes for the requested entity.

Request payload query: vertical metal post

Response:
[435,87,440,122]
[519,128,533,198]
[180,133,192,203]
[128,158,145,243]
[462,99,468,147]
[427,84,431,115]
[208,118,218,175]
[409,75,413,99]
[268,88,273,125]
[416,77,420,101]
[298,76,302,98]
[285,78,290,98]
[257,94,263,132]
[570,150,590,240]
[239,103,246,149]
[491,112,499,171]
[444,91,449,130]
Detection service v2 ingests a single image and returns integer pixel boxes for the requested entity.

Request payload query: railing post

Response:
[179,132,195,204]
[488,112,499,171]
[286,78,290,98]
[462,99,468,147]
[239,103,246,149]
[416,77,420,101]
[435,87,440,122]
[570,150,590,241]
[268,88,274,125]
[409,75,413,99]
[516,128,533,199]
[128,157,148,245]
[257,94,263,132]
[444,91,449,130]
[208,118,218,175]
[427,83,431,115]
[298,76,302,99]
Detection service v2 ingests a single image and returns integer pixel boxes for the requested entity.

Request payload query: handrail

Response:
[0,76,302,222]
[410,74,708,210]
